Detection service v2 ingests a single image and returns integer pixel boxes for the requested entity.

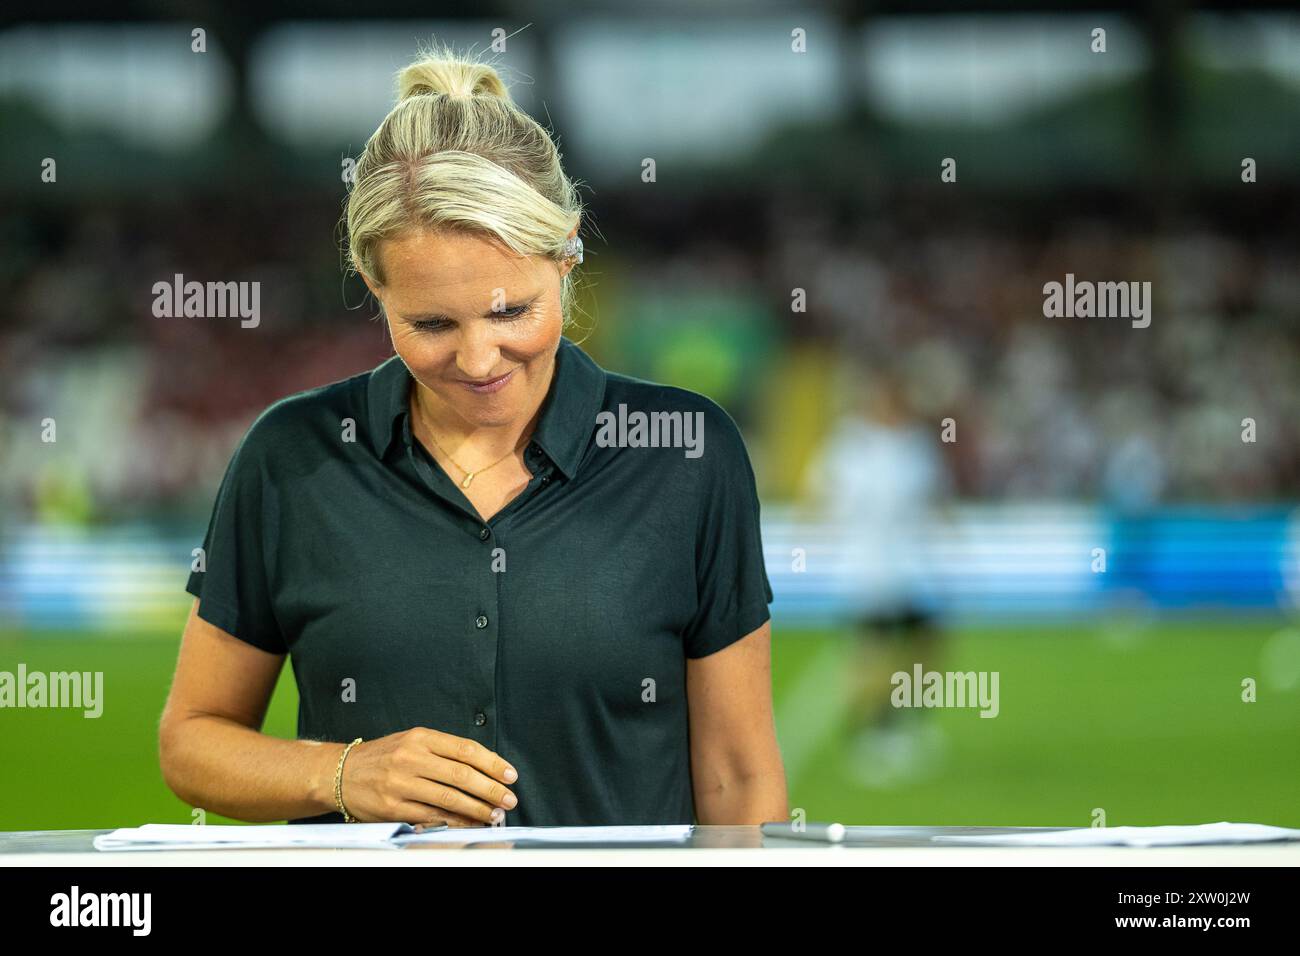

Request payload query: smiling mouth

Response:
[458,368,516,393]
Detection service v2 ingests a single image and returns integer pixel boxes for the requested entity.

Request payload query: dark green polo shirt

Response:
[185,334,774,826]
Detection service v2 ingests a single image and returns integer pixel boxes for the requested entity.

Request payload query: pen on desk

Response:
[763,822,847,843]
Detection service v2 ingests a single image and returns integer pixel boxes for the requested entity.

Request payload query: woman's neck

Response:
[409,379,545,464]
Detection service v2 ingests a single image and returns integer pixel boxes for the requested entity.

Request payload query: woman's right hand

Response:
[338,727,519,827]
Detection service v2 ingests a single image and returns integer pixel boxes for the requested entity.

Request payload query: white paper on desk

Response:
[931,822,1300,847]
[393,824,693,845]
[93,823,433,851]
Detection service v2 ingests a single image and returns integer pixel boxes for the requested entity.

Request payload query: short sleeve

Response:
[185,415,287,654]
[681,403,775,658]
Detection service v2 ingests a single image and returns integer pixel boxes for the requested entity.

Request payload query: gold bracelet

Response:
[334,737,363,822]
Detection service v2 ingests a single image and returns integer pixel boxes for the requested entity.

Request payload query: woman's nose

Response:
[455,322,502,379]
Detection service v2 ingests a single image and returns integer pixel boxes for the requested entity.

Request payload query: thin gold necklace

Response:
[413,387,530,489]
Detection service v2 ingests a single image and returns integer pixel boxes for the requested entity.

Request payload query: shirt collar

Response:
[365,334,608,481]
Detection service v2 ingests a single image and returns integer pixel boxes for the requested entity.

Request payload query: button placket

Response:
[467,483,502,750]
[469,573,498,740]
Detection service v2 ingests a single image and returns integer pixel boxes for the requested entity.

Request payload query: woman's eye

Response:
[412,320,452,333]
[411,304,531,334]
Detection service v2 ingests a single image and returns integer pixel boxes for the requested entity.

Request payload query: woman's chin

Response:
[456,403,521,429]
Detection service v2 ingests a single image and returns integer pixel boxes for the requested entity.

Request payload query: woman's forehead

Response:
[379,229,545,293]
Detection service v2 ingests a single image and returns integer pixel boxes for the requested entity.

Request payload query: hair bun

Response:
[397,48,511,103]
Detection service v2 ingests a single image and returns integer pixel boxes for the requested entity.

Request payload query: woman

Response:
[159,46,786,828]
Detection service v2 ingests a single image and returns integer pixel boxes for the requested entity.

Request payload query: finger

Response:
[390,801,482,827]
[421,729,518,787]
[401,774,504,824]
[412,808,490,829]
[418,752,517,813]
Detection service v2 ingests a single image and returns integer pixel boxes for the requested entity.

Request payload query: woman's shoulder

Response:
[598,369,754,464]
[224,366,374,464]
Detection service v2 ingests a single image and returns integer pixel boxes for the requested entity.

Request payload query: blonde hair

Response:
[344,42,587,328]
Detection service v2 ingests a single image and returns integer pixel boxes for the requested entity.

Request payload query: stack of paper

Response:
[930,822,1300,847]
[93,823,693,851]
[392,824,692,846]
[93,823,415,851]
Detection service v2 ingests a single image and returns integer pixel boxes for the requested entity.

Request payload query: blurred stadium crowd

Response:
[1,197,1296,521]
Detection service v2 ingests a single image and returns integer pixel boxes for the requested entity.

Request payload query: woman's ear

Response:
[559,223,580,279]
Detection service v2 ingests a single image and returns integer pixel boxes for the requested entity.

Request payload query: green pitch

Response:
[1,618,1297,830]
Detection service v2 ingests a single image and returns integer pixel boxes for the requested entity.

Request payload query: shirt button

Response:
[475,614,489,629]
[479,527,490,540]
[474,712,487,727]
[540,475,550,485]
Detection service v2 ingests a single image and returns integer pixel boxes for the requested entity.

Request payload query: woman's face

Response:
[364,228,573,430]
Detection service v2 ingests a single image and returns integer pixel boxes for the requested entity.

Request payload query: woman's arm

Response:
[685,620,789,825]
[158,598,343,821]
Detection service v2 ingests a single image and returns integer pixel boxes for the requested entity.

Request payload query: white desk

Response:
[2,827,1296,866]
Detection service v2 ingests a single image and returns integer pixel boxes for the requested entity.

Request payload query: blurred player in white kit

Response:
[801,361,953,788]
